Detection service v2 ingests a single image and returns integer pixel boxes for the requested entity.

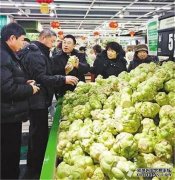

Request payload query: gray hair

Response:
[39,29,57,38]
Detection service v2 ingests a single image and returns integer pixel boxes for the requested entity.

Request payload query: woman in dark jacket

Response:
[128,44,158,71]
[91,41,127,79]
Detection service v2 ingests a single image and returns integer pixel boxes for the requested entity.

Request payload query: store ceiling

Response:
[0,0,174,36]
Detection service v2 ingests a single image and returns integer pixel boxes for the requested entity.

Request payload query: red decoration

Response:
[36,0,53,3]
[109,21,118,29]
[58,31,63,36]
[36,0,53,14]
[93,31,100,36]
[129,31,135,37]
[51,21,60,29]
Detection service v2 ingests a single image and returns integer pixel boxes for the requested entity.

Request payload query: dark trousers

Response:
[1,122,22,179]
[26,109,48,177]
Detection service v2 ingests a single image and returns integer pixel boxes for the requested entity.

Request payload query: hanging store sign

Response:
[159,16,175,30]
[157,28,175,58]
[157,14,175,58]
[147,18,158,56]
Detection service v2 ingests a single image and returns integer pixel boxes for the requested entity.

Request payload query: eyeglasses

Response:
[63,41,73,45]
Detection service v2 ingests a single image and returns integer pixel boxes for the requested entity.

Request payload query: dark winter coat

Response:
[52,49,90,96]
[0,40,33,123]
[128,55,157,72]
[19,41,66,109]
[90,50,127,79]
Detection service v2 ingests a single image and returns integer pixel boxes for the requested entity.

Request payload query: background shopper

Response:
[91,41,127,79]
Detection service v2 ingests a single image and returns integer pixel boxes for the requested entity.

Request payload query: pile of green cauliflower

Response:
[56,61,175,180]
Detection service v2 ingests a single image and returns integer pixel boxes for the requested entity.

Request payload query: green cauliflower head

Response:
[154,140,173,162]
[114,107,142,133]
[168,92,175,107]
[155,92,169,106]
[112,132,138,159]
[164,79,175,92]
[135,102,160,119]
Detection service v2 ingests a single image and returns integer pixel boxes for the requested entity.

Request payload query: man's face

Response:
[137,51,148,60]
[9,35,25,52]
[43,35,57,49]
[62,38,75,54]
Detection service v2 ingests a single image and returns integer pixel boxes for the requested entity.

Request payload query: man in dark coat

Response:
[19,30,78,179]
[0,23,39,179]
[128,44,159,71]
[91,41,127,79]
[52,34,90,97]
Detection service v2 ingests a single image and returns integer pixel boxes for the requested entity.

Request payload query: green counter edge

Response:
[40,98,63,180]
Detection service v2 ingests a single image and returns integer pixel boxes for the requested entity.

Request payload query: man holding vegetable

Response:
[52,34,90,97]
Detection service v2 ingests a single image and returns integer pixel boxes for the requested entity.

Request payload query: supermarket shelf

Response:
[40,98,63,180]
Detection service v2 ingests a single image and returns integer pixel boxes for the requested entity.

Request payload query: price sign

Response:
[157,28,175,57]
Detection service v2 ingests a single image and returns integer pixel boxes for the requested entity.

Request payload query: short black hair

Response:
[1,22,26,42]
[93,44,102,54]
[64,34,76,44]
[79,46,86,51]
[24,37,30,43]
[106,41,121,53]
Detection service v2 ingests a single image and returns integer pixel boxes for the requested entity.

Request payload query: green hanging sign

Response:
[147,18,158,56]
[0,15,8,30]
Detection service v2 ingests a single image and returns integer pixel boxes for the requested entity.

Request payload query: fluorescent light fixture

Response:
[92,6,122,9]
[15,3,20,7]
[17,11,22,15]
[119,13,124,18]
[50,4,56,10]
[59,5,88,8]
[153,15,159,18]
[1,2,39,7]
[127,6,155,10]
[161,7,171,10]
[50,11,55,17]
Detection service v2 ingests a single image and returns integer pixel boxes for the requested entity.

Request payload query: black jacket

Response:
[128,55,157,72]
[91,50,127,79]
[0,41,33,123]
[52,49,90,96]
[19,41,66,109]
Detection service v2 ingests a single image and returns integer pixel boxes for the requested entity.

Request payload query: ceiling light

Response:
[17,11,22,15]
[153,15,159,18]
[161,7,171,10]
[50,11,55,17]
[127,6,155,10]
[92,6,122,9]
[119,13,124,18]
[25,9,31,14]
[50,4,56,10]
[59,5,88,8]
[14,3,21,7]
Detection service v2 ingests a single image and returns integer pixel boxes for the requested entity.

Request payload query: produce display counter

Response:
[40,61,175,180]
[40,99,62,180]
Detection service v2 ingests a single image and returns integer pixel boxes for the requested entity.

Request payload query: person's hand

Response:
[29,81,40,94]
[65,63,74,74]
[26,80,36,84]
[65,76,79,86]
[74,57,79,68]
